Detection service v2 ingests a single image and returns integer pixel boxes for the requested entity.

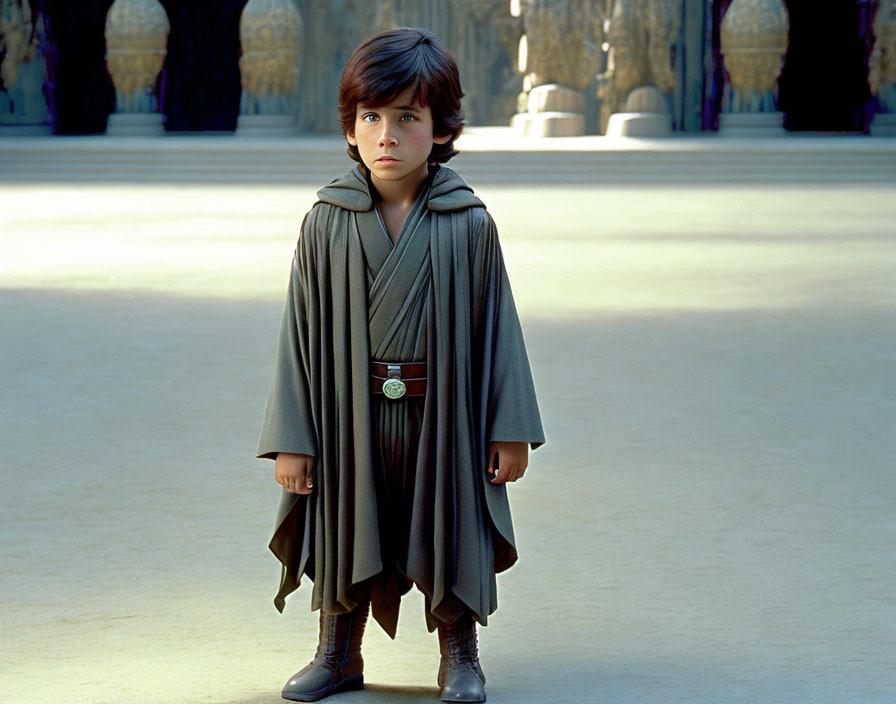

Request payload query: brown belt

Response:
[370,360,427,398]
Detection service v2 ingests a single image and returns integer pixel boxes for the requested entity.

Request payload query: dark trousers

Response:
[365,393,468,633]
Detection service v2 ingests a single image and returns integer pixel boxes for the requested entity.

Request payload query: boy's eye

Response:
[359,112,416,123]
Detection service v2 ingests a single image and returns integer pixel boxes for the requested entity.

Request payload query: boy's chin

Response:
[366,160,428,180]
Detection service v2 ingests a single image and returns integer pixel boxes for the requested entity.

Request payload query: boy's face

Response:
[346,86,452,185]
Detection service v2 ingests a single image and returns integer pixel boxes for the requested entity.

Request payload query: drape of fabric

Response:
[257,162,545,638]
[368,392,426,637]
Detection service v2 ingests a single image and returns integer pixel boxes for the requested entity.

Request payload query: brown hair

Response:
[338,27,465,164]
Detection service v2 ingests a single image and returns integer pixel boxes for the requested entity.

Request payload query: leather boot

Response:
[281,602,369,702]
[437,613,486,702]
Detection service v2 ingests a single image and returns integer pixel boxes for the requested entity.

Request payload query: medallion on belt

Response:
[382,378,407,399]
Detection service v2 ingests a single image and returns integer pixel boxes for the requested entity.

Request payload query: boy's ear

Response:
[433,132,453,145]
[346,131,357,146]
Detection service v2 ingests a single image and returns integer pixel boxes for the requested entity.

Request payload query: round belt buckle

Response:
[382,378,407,399]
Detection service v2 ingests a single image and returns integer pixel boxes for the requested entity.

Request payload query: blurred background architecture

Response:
[4,5,896,704]
[1,0,893,138]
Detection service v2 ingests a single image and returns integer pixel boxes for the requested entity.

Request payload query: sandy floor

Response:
[2,168,895,703]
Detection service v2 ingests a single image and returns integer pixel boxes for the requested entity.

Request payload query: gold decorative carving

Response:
[239,0,302,108]
[597,0,683,132]
[516,0,604,93]
[104,0,169,111]
[719,0,788,109]
[869,0,896,96]
[0,0,37,90]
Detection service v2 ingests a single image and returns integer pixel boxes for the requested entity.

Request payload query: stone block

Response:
[527,84,585,114]
[718,111,785,136]
[605,113,672,137]
[513,111,586,137]
[105,113,166,136]
[624,86,670,114]
[236,114,300,137]
[869,113,896,136]
[510,112,529,133]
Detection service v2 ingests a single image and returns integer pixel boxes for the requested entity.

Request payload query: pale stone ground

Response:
[2,145,895,703]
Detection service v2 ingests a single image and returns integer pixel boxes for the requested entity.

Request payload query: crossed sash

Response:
[356,176,435,360]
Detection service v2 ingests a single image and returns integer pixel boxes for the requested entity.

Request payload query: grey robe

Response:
[257,162,545,638]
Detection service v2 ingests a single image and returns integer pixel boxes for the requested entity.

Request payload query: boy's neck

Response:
[367,162,433,209]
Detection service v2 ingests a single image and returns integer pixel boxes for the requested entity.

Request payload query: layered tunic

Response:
[257,162,545,638]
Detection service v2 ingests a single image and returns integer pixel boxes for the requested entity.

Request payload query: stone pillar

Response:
[293,0,379,134]
[718,0,789,136]
[597,0,683,137]
[606,85,673,136]
[237,0,303,137]
[510,0,603,137]
[0,0,50,133]
[679,0,706,132]
[869,0,896,135]
[104,0,169,136]
[447,0,522,126]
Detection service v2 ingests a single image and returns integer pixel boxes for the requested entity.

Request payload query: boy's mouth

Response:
[376,156,400,163]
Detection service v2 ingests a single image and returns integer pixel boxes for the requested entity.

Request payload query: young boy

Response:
[257,27,544,703]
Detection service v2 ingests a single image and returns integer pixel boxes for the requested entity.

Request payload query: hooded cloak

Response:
[257,162,545,638]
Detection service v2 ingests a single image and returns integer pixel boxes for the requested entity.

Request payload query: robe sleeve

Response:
[256,213,318,460]
[474,209,546,451]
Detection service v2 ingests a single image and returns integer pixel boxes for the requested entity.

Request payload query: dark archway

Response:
[778,0,871,132]
[709,0,873,132]
[157,0,248,131]
[40,0,115,135]
[38,0,248,134]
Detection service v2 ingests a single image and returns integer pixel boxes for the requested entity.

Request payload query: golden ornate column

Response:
[869,0,896,135]
[718,0,789,135]
[104,0,169,135]
[0,0,50,132]
[597,0,683,137]
[510,0,604,137]
[237,0,303,137]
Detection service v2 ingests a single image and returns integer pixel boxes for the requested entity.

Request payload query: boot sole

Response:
[440,692,485,703]
[281,674,364,702]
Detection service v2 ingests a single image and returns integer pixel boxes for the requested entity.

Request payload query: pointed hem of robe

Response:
[267,478,520,634]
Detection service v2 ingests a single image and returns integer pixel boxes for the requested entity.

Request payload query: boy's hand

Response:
[275,452,315,494]
[487,441,529,484]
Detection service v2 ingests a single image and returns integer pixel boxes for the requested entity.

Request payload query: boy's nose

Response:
[378,125,398,146]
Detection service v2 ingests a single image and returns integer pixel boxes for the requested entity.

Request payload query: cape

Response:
[256,161,545,637]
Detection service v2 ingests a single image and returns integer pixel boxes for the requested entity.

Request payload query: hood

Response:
[316,162,484,213]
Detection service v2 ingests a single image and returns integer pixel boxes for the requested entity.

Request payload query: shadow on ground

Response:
[2,288,894,704]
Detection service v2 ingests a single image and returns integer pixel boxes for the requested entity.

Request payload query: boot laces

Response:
[444,622,479,666]
[313,605,367,668]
